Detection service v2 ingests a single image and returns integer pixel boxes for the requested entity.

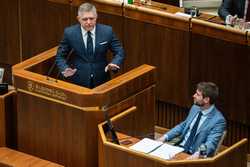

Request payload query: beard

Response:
[194,100,205,107]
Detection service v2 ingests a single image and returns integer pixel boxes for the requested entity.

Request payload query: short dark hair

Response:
[197,82,219,104]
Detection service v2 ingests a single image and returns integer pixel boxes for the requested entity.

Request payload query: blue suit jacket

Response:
[56,23,125,88]
[165,105,226,156]
[218,0,246,20]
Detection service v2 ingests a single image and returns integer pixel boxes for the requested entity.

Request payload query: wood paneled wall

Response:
[190,34,250,125]
[20,0,72,60]
[0,0,20,65]
[123,18,190,106]
[1,0,73,65]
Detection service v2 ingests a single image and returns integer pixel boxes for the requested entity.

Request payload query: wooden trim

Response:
[17,88,99,111]
[154,125,168,134]
[192,18,247,45]
[124,4,190,31]
[94,64,156,93]
[0,147,64,167]
[214,138,247,159]
[92,0,123,16]
[12,47,58,70]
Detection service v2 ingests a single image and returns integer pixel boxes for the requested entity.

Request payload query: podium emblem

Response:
[27,81,35,92]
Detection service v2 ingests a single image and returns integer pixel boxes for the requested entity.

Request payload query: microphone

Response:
[102,105,120,145]
[46,49,74,82]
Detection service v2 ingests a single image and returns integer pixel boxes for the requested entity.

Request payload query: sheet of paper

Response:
[149,143,184,160]
[129,138,163,153]
[175,12,192,18]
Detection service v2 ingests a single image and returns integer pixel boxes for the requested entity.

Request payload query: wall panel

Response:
[190,34,250,125]
[123,18,190,106]
[0,0,20,65]
[21,0,71,60]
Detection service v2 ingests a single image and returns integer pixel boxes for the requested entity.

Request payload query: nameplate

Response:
[27,81,67,101]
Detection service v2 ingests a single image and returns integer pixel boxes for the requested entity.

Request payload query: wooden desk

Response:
[115,132,189,160]
[0,90,16,148]
[133,1,181,14]
[0,147,63,167]
[98,124,247,167]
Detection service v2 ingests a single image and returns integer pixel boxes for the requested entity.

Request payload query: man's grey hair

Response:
[78,3,97,17]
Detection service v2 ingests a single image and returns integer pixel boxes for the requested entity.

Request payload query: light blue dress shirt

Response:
[164,105,215,145]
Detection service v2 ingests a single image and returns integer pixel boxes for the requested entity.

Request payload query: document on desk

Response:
[149,143,184,159]
[129,138,184,160]
[129,138,163,154]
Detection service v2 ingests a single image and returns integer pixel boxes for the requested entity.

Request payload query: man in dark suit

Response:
[56,3,125,88]
[218,0,250,24]
[158,82,226,157]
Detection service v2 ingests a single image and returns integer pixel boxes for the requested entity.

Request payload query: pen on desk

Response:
[147,143,164,154]
[206,15,217,22]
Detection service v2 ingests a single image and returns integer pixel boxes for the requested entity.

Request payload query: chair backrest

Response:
[214,130,227,155]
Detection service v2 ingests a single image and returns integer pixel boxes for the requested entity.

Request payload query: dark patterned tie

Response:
[183,111,203,153]
[246,2,250,21]
[87,31,93,57]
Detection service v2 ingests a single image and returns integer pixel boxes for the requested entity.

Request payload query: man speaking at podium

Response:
[56,3,125,88]
[158,82,226,157]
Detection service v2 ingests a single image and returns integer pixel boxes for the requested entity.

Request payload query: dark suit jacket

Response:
[218,0,246,20]
[165,105,226,156]
[56,23,125,88]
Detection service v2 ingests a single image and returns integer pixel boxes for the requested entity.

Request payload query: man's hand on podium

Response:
[62,67,77,77]
[105,63,120,73]
[156,135,166,142]
[186,151,199,160]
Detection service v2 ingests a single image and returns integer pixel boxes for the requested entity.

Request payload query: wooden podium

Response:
[12,47,156,167]
[98,111,248,167]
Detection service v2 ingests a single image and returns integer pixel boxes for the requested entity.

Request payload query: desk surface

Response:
[0,147,63,167]
[132,1,224,25]
[115,132,190,160]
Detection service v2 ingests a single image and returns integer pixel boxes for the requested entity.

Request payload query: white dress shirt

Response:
[80,26,96,52]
